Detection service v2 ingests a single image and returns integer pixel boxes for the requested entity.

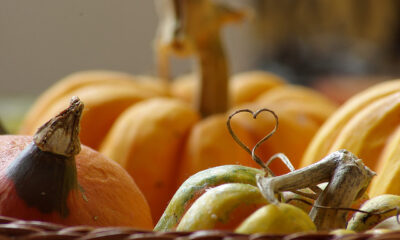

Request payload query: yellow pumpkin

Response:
[300,79,400,197]
[155,165,315,234]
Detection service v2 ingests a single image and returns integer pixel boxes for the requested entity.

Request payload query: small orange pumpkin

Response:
[0,97,152,229]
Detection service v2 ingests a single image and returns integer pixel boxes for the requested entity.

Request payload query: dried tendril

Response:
[227,108,297,177]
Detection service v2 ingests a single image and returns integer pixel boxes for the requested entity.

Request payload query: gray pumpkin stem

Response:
[257,149,375,230]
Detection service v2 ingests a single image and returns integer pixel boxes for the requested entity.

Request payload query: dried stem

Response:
[289,190,318,200]
[196,36,228,117]
[227,108,279,176]
[227,108,299,179]
[257,149,375,230]
[264,153,295,174]
[154,0,244,117]
[33,96,83,157]
[153,0,184,82]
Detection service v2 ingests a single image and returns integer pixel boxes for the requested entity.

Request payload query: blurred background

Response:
[2,0,400,131]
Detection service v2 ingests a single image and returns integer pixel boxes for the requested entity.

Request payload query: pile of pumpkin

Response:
[0,0,400,237]
[16,0,340,224]
[2,80,400,235]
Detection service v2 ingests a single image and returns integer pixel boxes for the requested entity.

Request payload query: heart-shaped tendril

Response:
[227,108,294,176]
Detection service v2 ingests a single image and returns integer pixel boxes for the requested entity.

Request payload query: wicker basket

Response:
[0,216,398,240]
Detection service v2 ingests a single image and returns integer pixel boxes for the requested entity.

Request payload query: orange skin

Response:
[177,114,259,186]
[0,135,153,229]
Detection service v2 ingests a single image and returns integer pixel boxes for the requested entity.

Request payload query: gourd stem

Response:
[196,35,229,117]
[257,149,375,230]
[154,0,183,83]
[154,0,244,117]
[33,96,83,157]
[156,45,171,84]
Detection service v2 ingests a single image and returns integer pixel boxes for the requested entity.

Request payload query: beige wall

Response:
[0,0,259,96]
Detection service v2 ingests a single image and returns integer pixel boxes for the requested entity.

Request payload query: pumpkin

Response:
[299,79,400,197]
[235,203,316,234]
[170,71,285,106]
[1,97,153,229]
[155,164,315,233]
[369,126,400,196]
[19,71,169,150]
[347,194,400,232]
[18,0,337,222]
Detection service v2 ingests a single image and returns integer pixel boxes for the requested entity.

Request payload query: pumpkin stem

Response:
[256,149,376,230]
[154,0,245,117]
[196,35,229,117]
[33,96,83,157]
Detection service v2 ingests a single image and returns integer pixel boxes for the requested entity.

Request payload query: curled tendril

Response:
[265,153,295,174]
[227,108,297,177]
[290,190,318,200]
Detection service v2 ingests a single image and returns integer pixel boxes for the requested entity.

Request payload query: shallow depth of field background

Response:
[1,0,400,132]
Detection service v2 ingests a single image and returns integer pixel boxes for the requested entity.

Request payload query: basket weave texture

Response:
[0,216,398,240]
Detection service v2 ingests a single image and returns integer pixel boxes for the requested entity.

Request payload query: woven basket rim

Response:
[0,216,398,240]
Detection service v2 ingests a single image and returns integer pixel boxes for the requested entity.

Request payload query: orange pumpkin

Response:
[2,97,152,229]
[19,71,168,150]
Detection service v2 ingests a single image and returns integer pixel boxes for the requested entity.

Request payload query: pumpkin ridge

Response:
[301,79,400,167]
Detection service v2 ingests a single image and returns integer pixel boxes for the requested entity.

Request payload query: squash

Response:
[19,0,337,222]
[235,203,316,234]
[0,97,153,229]
[157,149,373,233]
[300,79,400,197]
[347,194,400,232]
[301,80,400,168]
[369,126,400,196]
[156,165,315,233]
[176,183,269,231]
[155,165,265,231]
